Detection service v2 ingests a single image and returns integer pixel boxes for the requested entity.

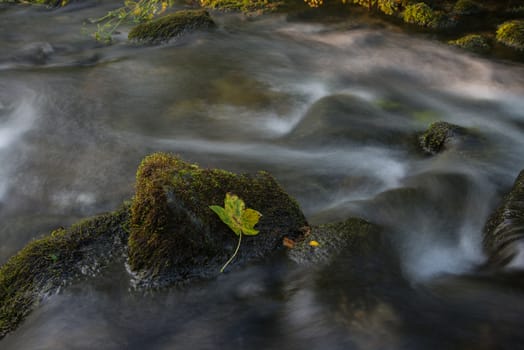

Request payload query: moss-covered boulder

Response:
[402,3,439,28]
[418,121,482,155]
[452,0,481,15]
[199,0,282,13]
[0,207,129,339]
[128,9,215,44]
[483,170,524,267]
[128,153,307,287]
[496,20,524,51]
[448,34,491,53]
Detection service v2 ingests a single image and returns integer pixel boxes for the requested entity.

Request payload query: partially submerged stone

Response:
[128,10,215,44]
[418,121,480,155]
[483,170,524,267]
[0,207,129,339]
[449,34,490,53]
[128,153,307,287]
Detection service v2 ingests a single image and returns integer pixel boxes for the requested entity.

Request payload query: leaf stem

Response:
[220,233,242,273]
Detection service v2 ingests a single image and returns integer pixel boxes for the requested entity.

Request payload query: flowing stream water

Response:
[1,1,524,349]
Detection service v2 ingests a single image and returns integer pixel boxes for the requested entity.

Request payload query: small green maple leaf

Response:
[210,193,262,272]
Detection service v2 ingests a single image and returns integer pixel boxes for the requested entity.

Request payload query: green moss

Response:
[199,0,282,13]
[418,121,467,155]
[128,153,307,286]
[128,10,215,43]
[288,218,382,266]
[402,2,441,28]
[448,34,490,53]
[483,170,524,267]
[0,206,129,339]
[496,20,524,51]
[351,0,401,16]
[452,0,481,15]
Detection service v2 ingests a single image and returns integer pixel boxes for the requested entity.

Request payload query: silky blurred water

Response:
[1,1,524,349]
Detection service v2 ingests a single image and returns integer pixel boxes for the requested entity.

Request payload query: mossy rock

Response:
[287,217,383,266]
[402,2,437,27]
[496,20,524,51]
[452,0,481,15]
[199,0,283,13]
[448,34,490,53]
[128,153,307,287]
[418,121,483,155]
[128,10,215,44]
[350,0,402,16]
[0,207,129,339]
[483,170,524,267]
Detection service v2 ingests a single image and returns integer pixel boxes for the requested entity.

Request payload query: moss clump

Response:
[496,20,524,51]
[0,207,129,339]
[128,9,215,43]
[288,218,383,266]
[418,121,468,155]
[402,2,441,28]
[128,153,307,287]
[200,0,282,13]
[350,0,401,16]
[449,34,490,53]
[483,170,524,267]
[452,0,481,15]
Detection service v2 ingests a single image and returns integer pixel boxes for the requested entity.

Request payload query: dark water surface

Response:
[1,1,524,349]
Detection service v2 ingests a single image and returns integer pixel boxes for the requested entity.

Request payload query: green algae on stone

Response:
[0,207,129,339]
[483,170,524,267]
[199,0,283,13]
[402,3,437,27]
[350,0,401,16]
[418,121,468,155]
[448,34,490,53]
[128,9,215,43]
[128,153,307,287]
[496,20,524,51]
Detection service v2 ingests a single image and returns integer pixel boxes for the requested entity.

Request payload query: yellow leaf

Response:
[309,240,320,247]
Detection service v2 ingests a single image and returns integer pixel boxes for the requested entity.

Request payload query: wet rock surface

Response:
[483,170,524,267]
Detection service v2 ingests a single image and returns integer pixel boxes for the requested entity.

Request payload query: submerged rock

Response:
[285,94,409,148]
[0,207,129,339]
[128,10,215,44]
[483,170,524,267]
[127,153,307,287]
[418,121,482,155]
